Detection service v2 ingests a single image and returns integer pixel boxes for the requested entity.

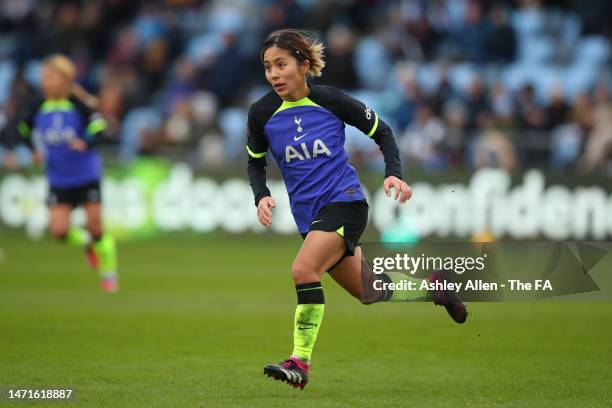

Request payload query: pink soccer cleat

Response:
[100,276,119,293]
[263,357,309,389]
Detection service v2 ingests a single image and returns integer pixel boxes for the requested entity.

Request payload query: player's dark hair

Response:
[260,29,325,77]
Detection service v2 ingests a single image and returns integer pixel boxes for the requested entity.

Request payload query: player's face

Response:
[263,46,308,101]
[41,65,70,98]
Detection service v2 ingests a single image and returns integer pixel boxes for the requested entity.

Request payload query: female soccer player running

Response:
[247,30,467,389]
[6,55,118,292]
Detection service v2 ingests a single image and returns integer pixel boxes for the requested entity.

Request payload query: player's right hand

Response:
[257,196,276,227]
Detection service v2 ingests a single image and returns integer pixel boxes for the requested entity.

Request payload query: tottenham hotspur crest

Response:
[292,116,309,142]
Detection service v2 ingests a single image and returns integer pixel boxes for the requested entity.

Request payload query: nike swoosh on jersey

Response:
[311,219,323,225]
[293,132,310,141]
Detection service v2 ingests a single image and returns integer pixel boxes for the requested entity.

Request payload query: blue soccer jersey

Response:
[16,97,106,188]
[247,85,401,234]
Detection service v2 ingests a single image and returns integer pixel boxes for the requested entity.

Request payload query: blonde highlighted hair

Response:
[42,54,98,108]
[260,29,326,78]
[43,54,76,82]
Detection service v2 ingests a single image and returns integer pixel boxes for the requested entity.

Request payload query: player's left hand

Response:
[383,176,412,204]
[69,138,88,152]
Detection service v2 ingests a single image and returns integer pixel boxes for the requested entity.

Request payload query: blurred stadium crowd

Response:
[0,0,611,174]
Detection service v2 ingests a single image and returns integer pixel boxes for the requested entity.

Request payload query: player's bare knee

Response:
[291,260,318,284]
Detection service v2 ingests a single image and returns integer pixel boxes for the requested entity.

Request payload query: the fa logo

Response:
[364,106,372,120]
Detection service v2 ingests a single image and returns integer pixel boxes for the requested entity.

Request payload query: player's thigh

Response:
[328,246,362,299]
[84,202,102,235]
[292,230,346,283]
[49,205,72,236]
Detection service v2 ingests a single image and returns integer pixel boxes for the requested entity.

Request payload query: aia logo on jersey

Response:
[364,105,372,120]
[41,113,77,145]
[285,139,331,163]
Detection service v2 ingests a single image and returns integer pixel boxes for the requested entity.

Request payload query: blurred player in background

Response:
[247,29,467,389]
[1,54,118,292]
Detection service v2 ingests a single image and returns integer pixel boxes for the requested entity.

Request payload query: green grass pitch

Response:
[1,230,611,407]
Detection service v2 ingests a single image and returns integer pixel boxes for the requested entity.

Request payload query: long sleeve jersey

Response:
[247,85,402,234]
